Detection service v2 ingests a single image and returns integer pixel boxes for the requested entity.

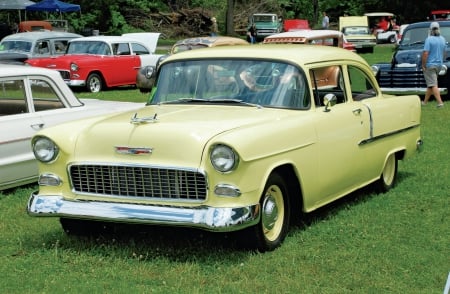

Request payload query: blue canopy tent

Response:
[25,0,80,13]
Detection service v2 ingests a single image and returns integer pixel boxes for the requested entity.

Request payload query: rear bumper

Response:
[27,193,260,232]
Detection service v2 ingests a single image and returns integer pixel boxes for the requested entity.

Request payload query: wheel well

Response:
[394,149,405,160]
[87,71,105,85]
[272,164,304,219]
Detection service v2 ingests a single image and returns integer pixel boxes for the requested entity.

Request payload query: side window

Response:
[0,79,28,115]
[114,43,130,55]
[54,40,69,54]
[131,43,150,55]
[348,65,377,101]
[30,79,64,112]
[34,40,50,55]
[309,65,346,106]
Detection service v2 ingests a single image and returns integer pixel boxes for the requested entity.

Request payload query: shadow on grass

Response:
[26,170,415,260]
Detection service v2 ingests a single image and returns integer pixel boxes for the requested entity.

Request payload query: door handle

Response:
[352,108,362,115]
[31,123,44,130]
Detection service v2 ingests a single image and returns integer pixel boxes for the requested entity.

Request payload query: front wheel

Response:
[86,73,103,93]
[241,172,291,252]
[374,153,398,193]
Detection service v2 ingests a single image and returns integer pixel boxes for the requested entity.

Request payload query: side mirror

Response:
[323,93,337,112]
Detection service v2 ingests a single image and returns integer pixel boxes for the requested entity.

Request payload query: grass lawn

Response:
[0,45,448,293]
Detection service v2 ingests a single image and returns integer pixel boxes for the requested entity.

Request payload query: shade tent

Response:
[25,0,80,13]
[0,0,35,10]
[0,0,35,21]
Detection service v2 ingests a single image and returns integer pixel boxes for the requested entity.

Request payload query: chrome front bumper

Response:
[380,87,448,95]
[27,193,260,232]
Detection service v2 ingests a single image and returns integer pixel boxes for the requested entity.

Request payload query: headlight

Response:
[210,144,238,173]
[439,64,447,75]
[70,63,78,71]
[32,136,59,163]
[371,65,379,76]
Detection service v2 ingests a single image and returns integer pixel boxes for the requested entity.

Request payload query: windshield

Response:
[400,26,450,46]
[342,27,371,35]
[150,59,310,109]
[0,41,32,53]
[66,41,111,55]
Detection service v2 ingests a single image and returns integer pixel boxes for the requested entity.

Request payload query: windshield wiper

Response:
[406,41,425,46]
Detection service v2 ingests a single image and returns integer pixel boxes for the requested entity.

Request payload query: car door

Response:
[0,77,45,189]
[106,42,140,86]
[308,64,372,207]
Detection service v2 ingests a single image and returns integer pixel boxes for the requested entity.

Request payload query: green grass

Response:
[1,45,449,293]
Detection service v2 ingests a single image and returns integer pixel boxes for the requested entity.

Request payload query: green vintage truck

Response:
[248,13,283,42]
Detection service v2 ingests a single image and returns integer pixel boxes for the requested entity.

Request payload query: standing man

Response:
[422,22,446,107]
[322,12,329,29]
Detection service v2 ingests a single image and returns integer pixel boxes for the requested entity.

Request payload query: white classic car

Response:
[0,31,83,58]
[27,45,422,251]
[0,65,143,191]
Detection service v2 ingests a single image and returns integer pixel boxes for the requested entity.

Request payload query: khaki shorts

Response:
[424,65,440,87]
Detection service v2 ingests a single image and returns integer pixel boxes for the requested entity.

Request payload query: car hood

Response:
[60,104,304,167]
[393,49,423,65]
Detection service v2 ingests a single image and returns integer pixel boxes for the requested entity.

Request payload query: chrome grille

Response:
[69,164,207,201]
[377,68,426,88]
[58,70,70,80]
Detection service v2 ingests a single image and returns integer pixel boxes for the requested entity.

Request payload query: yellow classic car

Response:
[27,45,422,252]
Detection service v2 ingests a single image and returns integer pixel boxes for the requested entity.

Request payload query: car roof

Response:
[173,36,248,47]
[1,31,82,42]
[69,34,158,52]
[0,64,64,78]
[164,44,365,67]
[405,20,450,29]
[264,29,343,41]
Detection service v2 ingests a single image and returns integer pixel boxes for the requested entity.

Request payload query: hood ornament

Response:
[115,146,153,155]
[130,112,158,124]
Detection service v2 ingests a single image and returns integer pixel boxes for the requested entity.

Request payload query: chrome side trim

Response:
[27,193,260,232]
[359,124,420,145]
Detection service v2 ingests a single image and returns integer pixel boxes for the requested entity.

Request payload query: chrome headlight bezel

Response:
[210,144,239,173]
[32,136,59,163]
[70,63,79,72]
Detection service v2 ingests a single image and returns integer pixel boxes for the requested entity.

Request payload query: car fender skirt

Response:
[27,193,260,232]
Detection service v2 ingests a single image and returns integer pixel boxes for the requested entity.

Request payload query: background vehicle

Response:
[136,36,249,92]
[263,29,356,52]
[248,13,283,42]
[0,65,142,191]
[364,12,399,44]
[0,31,82,58]
[283,19,310,31]
[25,33,163,93]
[372,21,450,100]
[339,16,376,53]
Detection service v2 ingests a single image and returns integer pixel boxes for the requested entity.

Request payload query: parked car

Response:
[339,16,377,53]
[136,36,249,92]
[25,33,163,93]
[0,31,83,58]
[248,13,283,41]
[27,45,422,252]
[263,29,356,52]
[371,21,450,100]
[0,65,142,191]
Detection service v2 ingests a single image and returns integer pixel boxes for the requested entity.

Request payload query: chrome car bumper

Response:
[380,87,448,95]
[66,80,85,87]
[27,193,260,232]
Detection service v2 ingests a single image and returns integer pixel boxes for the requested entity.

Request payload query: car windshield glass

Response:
[401,26,450,46]
[343,27,371,35]
[66,41,111,55]
[0,41,32,53]
[150,59,311,109]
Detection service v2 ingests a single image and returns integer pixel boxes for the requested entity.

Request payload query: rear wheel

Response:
[86,73,103,93]
[242,172,291,252]
[374,153,398,193]
[388,35,396,43]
